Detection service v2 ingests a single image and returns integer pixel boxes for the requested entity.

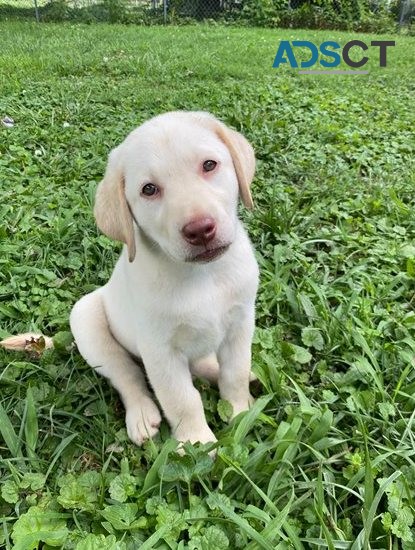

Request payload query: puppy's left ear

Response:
[192,112,255,209]
[215,124,255,209]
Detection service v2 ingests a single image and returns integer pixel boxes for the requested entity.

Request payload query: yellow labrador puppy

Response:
[69,111,259,447]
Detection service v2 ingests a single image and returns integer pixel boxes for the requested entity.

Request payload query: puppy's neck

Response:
[132,223,182,269]
[136,225,161,256]
[127,204,164,259]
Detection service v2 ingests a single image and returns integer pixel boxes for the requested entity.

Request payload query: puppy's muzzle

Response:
[182,217,216,246]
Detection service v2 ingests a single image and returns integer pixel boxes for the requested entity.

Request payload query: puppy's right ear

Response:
[94,146,136,262]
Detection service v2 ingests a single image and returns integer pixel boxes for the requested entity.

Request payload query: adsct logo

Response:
[272,40,395,75]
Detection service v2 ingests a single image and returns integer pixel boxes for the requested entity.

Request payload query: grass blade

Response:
[24,386,39,462]
[351,471,401,550]
[141,438,178,494]
[45,433,78,482]
[232,394,273,444]
[0,400,21,458]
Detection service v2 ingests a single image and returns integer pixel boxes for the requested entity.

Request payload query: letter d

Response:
[293,41,318,69]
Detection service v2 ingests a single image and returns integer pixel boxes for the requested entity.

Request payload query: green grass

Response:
[1,21,415,549]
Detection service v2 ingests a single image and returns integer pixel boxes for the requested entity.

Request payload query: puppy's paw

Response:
[230,394,255,419]
[174,424,217,446]
[125,397,162,446]
[174,424,217,458]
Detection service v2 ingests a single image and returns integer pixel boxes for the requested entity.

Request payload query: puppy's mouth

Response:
[188,244,230,263]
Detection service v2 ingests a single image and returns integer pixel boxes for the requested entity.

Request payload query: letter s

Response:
[320,41,341,68]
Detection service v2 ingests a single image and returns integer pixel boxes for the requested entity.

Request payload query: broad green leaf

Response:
[1,479,19,504]
[392,507,414,542]
[52,331,74,352]
[189,525,229,549]
[101,503,146,531]
[145,496,165,516]
[160,455,195,484]
[206,492,233,512]
[253,327,274,349]
[378,402,396,420]
[381,512,393,532]
[156,505,187,545]
[282,342,312,364]
[217,399,233,422]
[160,453,213,484]
[57,472,101,512]
[301,327,324,351]
[20,472,46,491]
[11,506,68,549]
[109,473,137,503]
[75,534,127,550]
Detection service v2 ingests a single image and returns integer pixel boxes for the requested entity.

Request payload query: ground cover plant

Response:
[0,21,414,549]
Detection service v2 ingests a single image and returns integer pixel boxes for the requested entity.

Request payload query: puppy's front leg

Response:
[218,310,255,418]
[140,346,217,445]
[70,291,162,446]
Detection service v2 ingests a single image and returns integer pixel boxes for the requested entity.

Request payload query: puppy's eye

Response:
[203,160,217,172]
[141,183,160,197]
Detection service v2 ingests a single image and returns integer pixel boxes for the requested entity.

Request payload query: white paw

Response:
[125,396,162,446]
[174,423,217,446]
[174,424,217,458]
[230,394,254,419]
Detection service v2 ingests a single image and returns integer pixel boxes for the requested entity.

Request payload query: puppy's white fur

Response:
[70,111,259,447]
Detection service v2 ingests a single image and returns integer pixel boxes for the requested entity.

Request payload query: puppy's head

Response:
[94,111,255,263]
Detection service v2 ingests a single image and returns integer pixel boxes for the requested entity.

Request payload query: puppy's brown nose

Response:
[182,217,216,246]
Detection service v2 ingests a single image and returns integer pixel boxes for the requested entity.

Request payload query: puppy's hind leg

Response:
[190,353,257,385]
[70,289,161,446]
[190,353,221,384]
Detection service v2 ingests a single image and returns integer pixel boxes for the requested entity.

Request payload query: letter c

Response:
[342,40,368,68]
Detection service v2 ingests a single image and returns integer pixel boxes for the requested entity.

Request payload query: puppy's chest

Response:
[170,301,242,359]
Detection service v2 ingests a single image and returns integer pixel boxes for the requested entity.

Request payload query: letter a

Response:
[272,41,298,69]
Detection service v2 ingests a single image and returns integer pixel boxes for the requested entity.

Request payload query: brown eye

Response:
[203,160,217,172]
[141,183,159,197]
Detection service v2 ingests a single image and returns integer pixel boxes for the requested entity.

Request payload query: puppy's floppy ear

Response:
[94,146,136,262]
[214,123,255,209]
[192,112,255,209]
